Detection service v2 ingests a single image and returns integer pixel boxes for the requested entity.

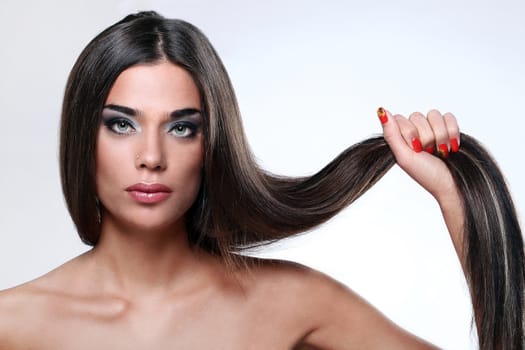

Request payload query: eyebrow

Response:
[103,104,202,119]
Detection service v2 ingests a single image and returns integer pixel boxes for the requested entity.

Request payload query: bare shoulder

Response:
[0,253,91,348]
[242,257,437,349]
[241,257,367,318]
[0,280,49,347]
[241,257,366,306]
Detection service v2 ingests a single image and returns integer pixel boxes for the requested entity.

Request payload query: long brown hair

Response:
[60,11,523,349]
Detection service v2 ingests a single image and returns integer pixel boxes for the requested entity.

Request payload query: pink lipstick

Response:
[125,183,172,204]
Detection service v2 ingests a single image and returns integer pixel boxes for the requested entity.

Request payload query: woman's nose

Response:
[135,131,167,171]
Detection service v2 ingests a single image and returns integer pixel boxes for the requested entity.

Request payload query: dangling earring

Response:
[95,196,102,224]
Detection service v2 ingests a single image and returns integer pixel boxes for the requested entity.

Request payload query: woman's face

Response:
[95,62,204,233]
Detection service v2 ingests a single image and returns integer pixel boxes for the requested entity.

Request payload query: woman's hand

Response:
[377,107,465,262]
[377,107,460,203]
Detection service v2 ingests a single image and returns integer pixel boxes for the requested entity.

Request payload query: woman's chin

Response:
[102,211,186,236]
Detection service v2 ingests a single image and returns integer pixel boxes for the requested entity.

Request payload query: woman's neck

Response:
[85,216,214,300]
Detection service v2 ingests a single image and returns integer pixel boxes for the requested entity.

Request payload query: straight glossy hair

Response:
[60,11,524,349]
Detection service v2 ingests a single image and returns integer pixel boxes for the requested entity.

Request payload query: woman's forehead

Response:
[105,62,201,112]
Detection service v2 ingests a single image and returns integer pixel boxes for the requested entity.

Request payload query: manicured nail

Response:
[377,107,388,124]
[425,146,435,154]
[411,138,423,153]
[450,138,459,153]
[438,143,449,158]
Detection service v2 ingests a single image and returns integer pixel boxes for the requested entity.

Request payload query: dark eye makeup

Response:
[101,108,202,138]
[168,121,200,138]
[102,116,137,135]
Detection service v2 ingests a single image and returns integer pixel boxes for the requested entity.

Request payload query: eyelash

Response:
[103,117,198,138]
[168,122,198,138]
[103,117,136,135]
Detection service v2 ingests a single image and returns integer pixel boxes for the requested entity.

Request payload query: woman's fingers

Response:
[427,109,451,157]
[393,114,423,153]
[378,108,461,158]
[426,110,461,156]
[377,108,414,167]
[377,107,461,200]
[443,112,460,153]
[409,112,435,154]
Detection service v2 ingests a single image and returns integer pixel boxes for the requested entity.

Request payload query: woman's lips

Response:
[125,183,172,204]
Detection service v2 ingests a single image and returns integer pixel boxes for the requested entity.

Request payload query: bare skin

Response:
[0,253,439,350]
[0,62,463,349]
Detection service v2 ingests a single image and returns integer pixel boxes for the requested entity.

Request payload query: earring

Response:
[95,196,102,224]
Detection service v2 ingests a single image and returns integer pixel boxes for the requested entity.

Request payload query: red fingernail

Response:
[377,107,388,124]
[425,146,435,154]
[450,138,459,153]
[411,138,423,153]
[438,143,449,158]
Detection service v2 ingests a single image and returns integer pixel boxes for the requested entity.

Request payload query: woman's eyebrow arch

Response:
[170,108,202,119]
[103,104,138,116]
[102,104,201,119]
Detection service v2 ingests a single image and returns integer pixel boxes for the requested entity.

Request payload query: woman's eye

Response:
[170,123,195,138]
[105,118,135,135]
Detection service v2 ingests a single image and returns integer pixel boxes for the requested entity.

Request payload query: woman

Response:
[0,11,522,349]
